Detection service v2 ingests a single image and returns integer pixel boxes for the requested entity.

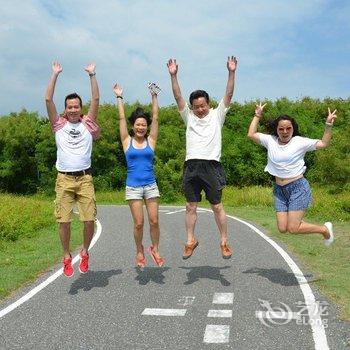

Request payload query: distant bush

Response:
[0,97,349,201]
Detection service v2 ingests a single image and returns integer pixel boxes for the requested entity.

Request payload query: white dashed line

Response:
[207,310,232,318]
[0,219,102,319]
[212,292,234,304]
[141,308,187,316]
[203,325,230,343]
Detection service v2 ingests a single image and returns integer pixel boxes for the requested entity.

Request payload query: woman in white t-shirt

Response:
[248,103,337,246]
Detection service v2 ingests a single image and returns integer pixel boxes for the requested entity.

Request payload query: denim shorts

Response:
[125,182,160,201]
[273,177,312,212]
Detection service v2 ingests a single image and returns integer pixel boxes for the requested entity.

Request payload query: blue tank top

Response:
[125,138,156,187]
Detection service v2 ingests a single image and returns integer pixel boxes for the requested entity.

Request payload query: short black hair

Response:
[189,90,209,105]
[65,93,82,108]
[267,115,300,137]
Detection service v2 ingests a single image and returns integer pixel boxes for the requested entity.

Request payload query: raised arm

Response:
[223,56,238,107]
[85,63,99,121]
[113,83,129,151]
[45,62,62,125]
[148,84,159,149]
[316,108,337,150]
[167,58,186,111]
[247,102,266,144]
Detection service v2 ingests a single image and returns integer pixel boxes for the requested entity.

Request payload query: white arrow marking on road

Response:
[0,219,102,319]
[207,310,232,318]
[203,325,230,343]
[142,308,187,316]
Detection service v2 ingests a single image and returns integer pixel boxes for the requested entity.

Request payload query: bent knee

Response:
[134,222,144,230]
[287,224,300,234]
[278,226,288,233]
[211,203,223,213]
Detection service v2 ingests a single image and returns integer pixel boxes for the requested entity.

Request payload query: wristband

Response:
[254,114,261,118]
[117,96,123,99]
[325,122,333,127]
[89,72,96,77]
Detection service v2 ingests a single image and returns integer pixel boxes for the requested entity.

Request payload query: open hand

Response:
[113,83,123,97]
[85,62,96,75]
[52,62,62,75]
[227,56,238,72]
[167,58,178,75]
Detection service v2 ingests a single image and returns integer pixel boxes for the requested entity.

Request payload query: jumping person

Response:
[45,61,100,277]
[247,103,336,245]
[113,82,164,268]
[167,56,238,259]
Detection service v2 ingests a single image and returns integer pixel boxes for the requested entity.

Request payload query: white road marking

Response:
[256,311,300,320]
[200,208,329,350]
[207,310,232,318]
[0,219,102,319]
[178,296,195,306]
[203,325,230,343]
[165,208,186,215]
[141,308,187,316]
[212,292,234,304]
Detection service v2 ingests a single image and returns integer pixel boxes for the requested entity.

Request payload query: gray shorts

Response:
[125,182,160,201]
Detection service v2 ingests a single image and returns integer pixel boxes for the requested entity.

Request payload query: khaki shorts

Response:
[54,173,96,222]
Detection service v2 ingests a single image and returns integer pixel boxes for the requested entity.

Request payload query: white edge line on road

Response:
[141,308,187,316]
[0,219,102,319]
[200,208,329,350]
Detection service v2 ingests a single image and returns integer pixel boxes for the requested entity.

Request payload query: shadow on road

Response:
[242,267,313,286]
[179,265,231,286]
[68,269,122,295]
[135,267,170,285]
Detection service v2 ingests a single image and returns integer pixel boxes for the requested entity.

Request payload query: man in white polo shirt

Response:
[167,56,237,260]
[45,62,100,277]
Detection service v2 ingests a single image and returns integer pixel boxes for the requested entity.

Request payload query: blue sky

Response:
[0,0,349,116]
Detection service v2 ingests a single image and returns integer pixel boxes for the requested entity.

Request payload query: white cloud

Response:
[0,0,349,116]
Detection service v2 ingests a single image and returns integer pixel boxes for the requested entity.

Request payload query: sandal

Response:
[147,246,164,267]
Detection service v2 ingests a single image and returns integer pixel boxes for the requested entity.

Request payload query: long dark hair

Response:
[266,115,300,137]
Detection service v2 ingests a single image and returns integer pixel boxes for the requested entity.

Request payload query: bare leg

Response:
[128,199,145,257]
[185,202,198,244]
[210,202,228,244]
[285,211,329,238]
[145,198,161,254]
[276,212,288,233]
[59,222,71,258]
[82,220,95,254]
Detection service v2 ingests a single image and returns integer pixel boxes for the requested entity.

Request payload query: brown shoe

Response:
[220,242,232,259]
[183,240,199,260]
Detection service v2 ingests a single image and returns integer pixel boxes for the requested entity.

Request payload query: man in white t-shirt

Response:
[45,62,100,277]
[167,56,237,259]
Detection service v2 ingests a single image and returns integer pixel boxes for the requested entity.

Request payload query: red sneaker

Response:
[63,255,74,277]
[79,250,89,274]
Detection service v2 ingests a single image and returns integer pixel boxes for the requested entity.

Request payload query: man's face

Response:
[191,97,210,118]
[64,98,82,123]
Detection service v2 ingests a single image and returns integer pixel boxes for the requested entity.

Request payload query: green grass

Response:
[0,188,349,321]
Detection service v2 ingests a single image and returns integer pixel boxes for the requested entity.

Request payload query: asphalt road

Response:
[0,205,349,349]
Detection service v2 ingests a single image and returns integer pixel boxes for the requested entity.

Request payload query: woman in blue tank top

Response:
[113,82,164,268]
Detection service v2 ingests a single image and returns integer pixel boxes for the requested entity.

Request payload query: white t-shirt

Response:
[259,134,318,178]
[55,121,93,172]
[180,99,228,161]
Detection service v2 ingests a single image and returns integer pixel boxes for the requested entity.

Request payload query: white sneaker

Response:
[324,222,334,247]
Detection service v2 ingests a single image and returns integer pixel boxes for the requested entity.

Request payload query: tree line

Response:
[0,97,349,201]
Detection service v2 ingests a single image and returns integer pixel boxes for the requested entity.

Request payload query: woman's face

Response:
[277,119,294,144]
[133,117,148,138]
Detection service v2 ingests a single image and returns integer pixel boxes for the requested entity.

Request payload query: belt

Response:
[58,168,92,176]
